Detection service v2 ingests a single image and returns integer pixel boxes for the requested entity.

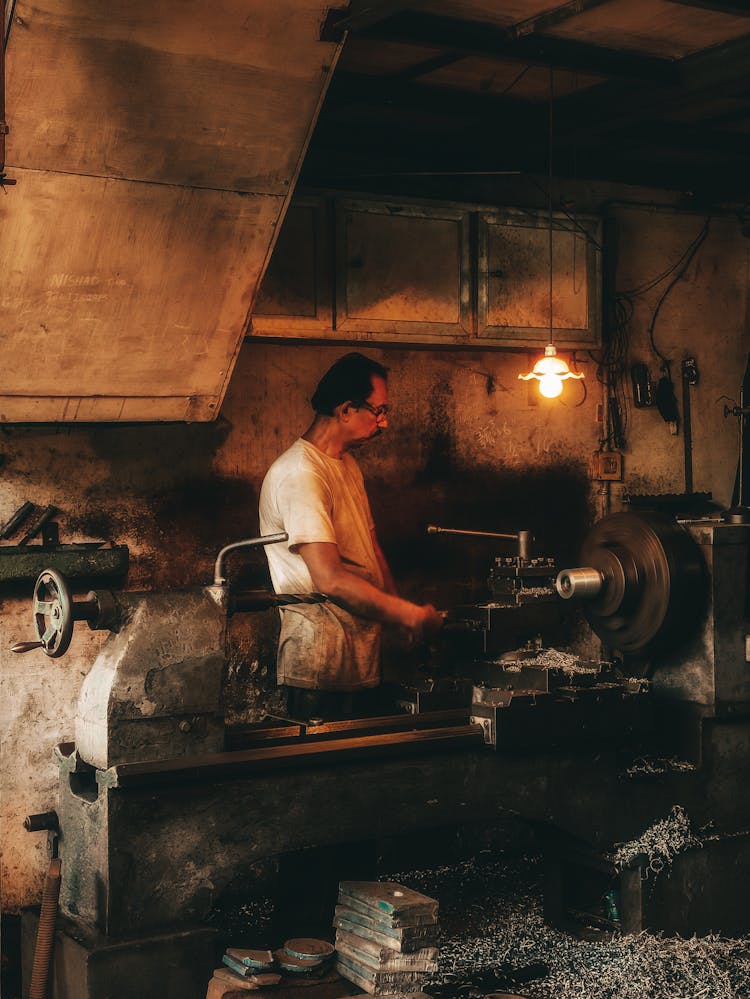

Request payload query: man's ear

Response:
[338,400,353,420]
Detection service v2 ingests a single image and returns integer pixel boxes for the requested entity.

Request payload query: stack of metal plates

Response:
[334,882,439,996]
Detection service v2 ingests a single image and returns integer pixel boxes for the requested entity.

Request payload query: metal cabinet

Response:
[478,208,601,347]
[250,193,601,348]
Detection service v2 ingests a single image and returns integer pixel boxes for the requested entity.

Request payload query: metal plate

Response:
[282,938,335,961]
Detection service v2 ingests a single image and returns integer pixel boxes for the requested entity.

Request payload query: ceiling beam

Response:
[321,0,430,41]
[392,51,466,82]
[507,0,618,38]
[553,29,750,146]
[664,0,750,16]
[361,11,680,82]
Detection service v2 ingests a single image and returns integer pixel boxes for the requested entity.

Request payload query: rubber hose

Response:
[28,857,62,999]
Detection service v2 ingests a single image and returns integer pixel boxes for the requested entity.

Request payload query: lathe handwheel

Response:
[576,511,704,659]
[33,569,74,658]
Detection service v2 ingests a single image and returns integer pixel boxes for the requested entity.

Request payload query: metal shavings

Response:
[206,895,274,943]
[498,648,599,676]
[623,757,697,779]
[612,805,702,874]
[383,853,750,999]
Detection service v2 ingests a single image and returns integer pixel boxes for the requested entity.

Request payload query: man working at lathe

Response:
[260,351,444,723]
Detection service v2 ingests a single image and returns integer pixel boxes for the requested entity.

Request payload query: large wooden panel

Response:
[0,170,280,420]
[0,0,341,421]
[335,198,472,338]
[5,0,339,193]
[478,209,601,346]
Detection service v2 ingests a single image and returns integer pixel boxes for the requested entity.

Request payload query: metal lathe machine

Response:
[15,511,750,999]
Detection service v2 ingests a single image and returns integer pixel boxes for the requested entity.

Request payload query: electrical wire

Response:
[590,218,711,449]
[646,218,710,368]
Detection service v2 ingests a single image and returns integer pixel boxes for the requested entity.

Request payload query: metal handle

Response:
[427,525,531,561]
[11,641,44,654]
[213,532,289,586]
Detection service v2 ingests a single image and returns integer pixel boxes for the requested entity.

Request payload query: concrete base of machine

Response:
[21,908,220,999]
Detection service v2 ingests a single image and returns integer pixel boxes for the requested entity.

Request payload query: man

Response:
[260,351,443,722]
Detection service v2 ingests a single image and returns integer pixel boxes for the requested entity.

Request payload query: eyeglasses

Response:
[356,400,390,420]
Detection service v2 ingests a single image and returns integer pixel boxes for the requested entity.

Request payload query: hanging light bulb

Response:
[519,343,584,398]
[518,67,585,400]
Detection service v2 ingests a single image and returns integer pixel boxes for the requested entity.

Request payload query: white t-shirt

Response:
[259,438,384,690]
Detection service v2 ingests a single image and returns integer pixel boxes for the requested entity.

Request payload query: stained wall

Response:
[1,194,747,913]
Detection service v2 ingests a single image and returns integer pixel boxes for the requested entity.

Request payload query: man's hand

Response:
[297,541,445,640]
[404,604,445,644]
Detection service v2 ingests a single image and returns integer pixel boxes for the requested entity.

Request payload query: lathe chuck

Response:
[556,511,704,658]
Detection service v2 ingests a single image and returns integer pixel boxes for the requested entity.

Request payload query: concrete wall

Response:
[1,197,747,913]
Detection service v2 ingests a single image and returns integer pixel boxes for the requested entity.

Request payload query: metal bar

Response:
[302,708,470,737]
[227,710,470,748]
[18,506,57,546]
[0,501,35,540]
[104,725,485,788]
[229,590,327,614]
[225,723,304,749]
[427,525,517,541]
[681,358,697,494]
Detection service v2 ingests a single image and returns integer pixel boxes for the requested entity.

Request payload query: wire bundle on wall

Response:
[593,214,711,449]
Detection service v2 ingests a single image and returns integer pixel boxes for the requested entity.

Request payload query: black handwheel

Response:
[33,569,74,658]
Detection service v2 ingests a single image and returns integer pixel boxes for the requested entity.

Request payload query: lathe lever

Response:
[11,641,44,654]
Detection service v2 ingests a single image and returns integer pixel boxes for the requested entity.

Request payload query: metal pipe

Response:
[213,533,288,586]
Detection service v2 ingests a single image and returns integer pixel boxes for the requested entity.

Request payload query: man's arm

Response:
[296,541,442,640]
[370,530,398,597]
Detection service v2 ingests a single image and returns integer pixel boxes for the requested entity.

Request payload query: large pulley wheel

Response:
[557,511,704,661]
[33,569,74,658]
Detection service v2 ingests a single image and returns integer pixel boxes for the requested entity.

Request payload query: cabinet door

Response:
[335,199,472,339]
[478,210,601,346]
[251,198,331,334]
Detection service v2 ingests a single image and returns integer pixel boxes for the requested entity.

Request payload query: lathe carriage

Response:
[16,512,750,999]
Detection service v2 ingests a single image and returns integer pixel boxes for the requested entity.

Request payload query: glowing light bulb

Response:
[518,344,584,397]
[538,373,564,398]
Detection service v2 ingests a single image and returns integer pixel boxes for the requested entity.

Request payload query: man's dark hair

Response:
[311,352,388,415]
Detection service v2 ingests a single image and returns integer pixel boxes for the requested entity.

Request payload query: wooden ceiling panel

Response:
[338,37,446,75]
[547,0,750,58]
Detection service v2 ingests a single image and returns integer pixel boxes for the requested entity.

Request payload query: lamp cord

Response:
[548,68,554,350]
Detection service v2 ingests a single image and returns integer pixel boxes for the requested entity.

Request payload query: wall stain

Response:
[370,460,592,607]
[418,379,455,482]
